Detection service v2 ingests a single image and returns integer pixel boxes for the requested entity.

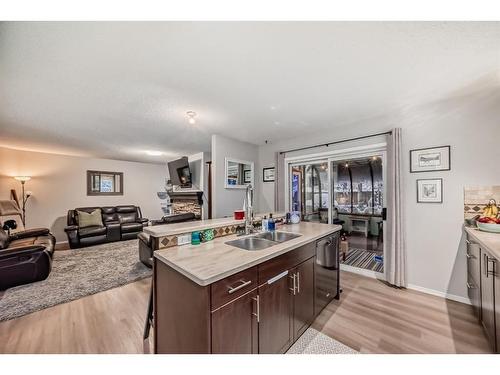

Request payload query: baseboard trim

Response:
[340,265,471,306]
[340,264,386,281]
[55,241,70,250]
[407,283,471,305]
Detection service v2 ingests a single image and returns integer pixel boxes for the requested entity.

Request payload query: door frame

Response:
[284,142,387,279]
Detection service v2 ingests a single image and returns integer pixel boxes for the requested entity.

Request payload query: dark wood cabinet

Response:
[466,237,481,319]
[495,260,500,352]
[211,289,258,354]
[292,257,315,340]
[465,230,500,354]
[155,233,339,354]
[257,270,293,354]
[480,249,497,352]
[467,271,481,319]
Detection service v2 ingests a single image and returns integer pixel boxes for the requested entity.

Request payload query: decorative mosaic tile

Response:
[160,235,178,248]
[156,214,286,249]
[464,186,500,219]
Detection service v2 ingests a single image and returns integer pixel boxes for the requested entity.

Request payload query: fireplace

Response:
[168,191,203,219]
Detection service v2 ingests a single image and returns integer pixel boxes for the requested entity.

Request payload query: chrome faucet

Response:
[244,184,254,235]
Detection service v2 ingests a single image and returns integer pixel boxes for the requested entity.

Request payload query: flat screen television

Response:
[167,156,192,188]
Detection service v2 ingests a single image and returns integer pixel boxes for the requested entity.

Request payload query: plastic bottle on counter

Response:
[262,215,268,232]
[268,213,275,232]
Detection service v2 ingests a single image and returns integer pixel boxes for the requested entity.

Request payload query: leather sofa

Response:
[138,212,196,267]
[0,228,55,290]
[65,205,148,249]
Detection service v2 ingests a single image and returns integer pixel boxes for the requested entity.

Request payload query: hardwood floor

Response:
[0,278,153,354]
[0,271,491,354]
[313,271,492,353]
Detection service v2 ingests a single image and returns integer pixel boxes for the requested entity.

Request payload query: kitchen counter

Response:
[154,222,341,286]
[464,226,500,260]
[144,212,285,237]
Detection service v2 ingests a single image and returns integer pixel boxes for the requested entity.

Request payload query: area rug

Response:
[287,328,358,354]
[341,247,384,273]
[0,239,151,322]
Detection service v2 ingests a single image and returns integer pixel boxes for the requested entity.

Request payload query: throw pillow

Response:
[0,228,10,249]
[77,209,104,228]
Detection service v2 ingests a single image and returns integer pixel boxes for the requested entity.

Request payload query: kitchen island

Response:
[153,221,342,354]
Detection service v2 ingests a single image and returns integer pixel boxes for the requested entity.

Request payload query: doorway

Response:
[332,156,384,274]
[286,145,386,277]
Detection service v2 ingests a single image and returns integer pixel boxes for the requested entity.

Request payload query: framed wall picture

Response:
[263,167,275,182]
[417,178,443,203]
[87,170,123,196]
[410,145,450,173]
[243,169,251,184]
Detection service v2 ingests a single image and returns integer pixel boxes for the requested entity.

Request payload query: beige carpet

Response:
[287,328,358,354]
[0,239,151,322]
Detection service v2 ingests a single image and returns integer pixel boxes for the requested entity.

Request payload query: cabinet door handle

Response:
[228,279,252,294]
[289,273,296,295]
[485,254,490,278]
[267,270,289,285]
[252,295,260,323]
[296,271,301,294]
[466,282,476,289]
[465,253,472,259]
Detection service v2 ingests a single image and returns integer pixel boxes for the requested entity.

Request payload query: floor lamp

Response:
[14,176,31,226]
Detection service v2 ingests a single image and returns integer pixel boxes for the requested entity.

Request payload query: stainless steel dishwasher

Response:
[315,231,340,314]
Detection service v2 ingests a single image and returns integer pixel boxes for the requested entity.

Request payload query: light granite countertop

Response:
[144,212,285,237]
[464,226,500,260]
[154,222,341,286]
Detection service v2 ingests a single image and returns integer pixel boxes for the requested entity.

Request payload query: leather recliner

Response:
[65,205,148,249]
[0,227,55,290]
[138,212,196,267]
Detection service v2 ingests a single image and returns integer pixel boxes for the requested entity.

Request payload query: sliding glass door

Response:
[290,161,329,223]
[286,148,386,275]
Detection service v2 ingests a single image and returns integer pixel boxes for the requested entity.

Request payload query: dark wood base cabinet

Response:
[154,235,338,354]
[466,232,499,353]
[211,290,258,354]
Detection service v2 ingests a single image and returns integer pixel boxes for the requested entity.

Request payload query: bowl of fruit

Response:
[476,199,500,233]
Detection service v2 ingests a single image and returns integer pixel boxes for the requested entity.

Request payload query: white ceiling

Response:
[1,22,499,163]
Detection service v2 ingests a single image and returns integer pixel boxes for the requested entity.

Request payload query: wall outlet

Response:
[177,233,191,246]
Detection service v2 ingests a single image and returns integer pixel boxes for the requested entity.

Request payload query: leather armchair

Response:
[0,227,55,290]
[65,205,148,249]
[138,213,196,268]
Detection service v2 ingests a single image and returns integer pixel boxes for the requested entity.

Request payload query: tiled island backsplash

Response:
[464,186,500,219]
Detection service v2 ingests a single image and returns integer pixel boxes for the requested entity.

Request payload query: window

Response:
[87,170,123,196]
[332,157,383,216]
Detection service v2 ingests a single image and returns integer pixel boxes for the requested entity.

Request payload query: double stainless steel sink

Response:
[225,231,302,251]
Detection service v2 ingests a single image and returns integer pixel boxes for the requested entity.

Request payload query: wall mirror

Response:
[87,170,123,195]
[224,158,254,189]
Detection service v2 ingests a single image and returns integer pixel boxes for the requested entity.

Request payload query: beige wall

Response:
[211,134,259,218]
[0,147,166,242]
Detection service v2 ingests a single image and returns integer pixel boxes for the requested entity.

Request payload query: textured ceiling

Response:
[1,22,499,163]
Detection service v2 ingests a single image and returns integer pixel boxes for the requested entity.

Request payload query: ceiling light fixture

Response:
[186,111,197,124]
[146,151,163,156]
